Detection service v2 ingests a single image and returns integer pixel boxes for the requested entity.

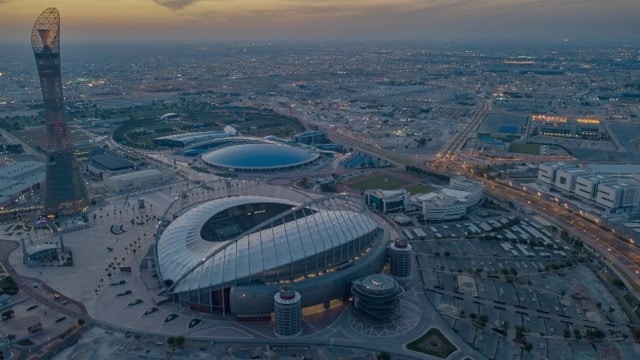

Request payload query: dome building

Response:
[201,138,320,172]
[155,192,389,319]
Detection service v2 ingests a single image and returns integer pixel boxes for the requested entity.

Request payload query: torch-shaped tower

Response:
[31,8,90,216]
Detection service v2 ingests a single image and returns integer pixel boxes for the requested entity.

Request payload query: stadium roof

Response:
[89,153,135,171]
[201,143,319,171]
[109,169,161,181]
[157,195,378,293]
[154,127,237,147]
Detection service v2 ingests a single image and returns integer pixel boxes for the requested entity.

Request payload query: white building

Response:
[537,162,575,184]
[539,162,640,215]
[554,168,589,192]
[104,169,172,192]
[449,176,483,206]
[574,175,616,200]
[595,181,640,213]
[411,176,483,221]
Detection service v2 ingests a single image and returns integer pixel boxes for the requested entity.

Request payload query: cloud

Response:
[151,0,202,10]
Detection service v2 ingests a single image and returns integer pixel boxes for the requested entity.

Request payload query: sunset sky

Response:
[1,0,639,43]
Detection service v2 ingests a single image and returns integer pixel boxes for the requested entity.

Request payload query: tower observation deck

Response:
[31,8,90,216]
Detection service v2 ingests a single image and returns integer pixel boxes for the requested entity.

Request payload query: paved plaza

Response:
[2,184,488,359]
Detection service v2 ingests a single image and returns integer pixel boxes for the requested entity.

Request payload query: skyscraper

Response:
[31,8,90,216]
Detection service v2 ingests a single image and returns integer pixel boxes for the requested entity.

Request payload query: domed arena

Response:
[200,138,320,172]
[155,186,389,318]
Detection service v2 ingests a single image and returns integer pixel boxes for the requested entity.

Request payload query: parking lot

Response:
[409,215,635,359]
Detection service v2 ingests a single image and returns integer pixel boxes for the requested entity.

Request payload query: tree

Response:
[377,352,391,360]
[175,336,185,347]
[477,314,488,328]
[1,309,14,320]
[166,337,175,346]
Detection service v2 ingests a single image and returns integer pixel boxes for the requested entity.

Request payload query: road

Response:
[0,240,92,359]
[482,180,640,294]
[442,99,491,155]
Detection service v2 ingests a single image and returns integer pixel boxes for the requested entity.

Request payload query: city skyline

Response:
[0,0,639,43]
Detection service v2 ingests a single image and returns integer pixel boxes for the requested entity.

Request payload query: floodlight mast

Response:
[31,8,90,216]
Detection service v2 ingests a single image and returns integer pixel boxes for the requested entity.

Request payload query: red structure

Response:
[31,8,90,216]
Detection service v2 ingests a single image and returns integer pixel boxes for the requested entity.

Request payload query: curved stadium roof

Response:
[201,142,319,171]
[156,195,379,293]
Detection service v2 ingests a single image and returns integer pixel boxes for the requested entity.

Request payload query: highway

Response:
[485,181,640,291]
[442,99,491,155]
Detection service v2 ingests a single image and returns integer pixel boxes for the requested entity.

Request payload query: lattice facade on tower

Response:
[351,273,403,322]
[273,286,302,337]
[389,239,412,279]
[31,8,90,216]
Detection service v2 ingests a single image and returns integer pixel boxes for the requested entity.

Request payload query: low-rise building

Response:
[104,169,172,192]
[364,189,408,213]
[537,162,575,184]
[0,160,45,208]
[411,177,483,221]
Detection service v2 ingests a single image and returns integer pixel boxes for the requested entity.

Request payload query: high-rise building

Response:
[31,8,90,216]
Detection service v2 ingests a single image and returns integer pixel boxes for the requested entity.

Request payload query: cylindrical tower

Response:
[273,286,302,337]
[31,8,90,216]
[389,238,412,279]
[351,273,403,322]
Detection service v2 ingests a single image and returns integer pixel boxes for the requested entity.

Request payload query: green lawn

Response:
[508,143,540,154]
[407,327,457,358]
[348,175,410,191]
[405,184,437,194]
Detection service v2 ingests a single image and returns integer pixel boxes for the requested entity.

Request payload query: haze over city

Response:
[1,0,639,43]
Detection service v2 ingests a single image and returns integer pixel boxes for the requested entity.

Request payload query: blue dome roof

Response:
[201,143,319,170]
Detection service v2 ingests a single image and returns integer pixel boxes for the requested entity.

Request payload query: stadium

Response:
[200,137,321,172]
[155,183,390,319]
